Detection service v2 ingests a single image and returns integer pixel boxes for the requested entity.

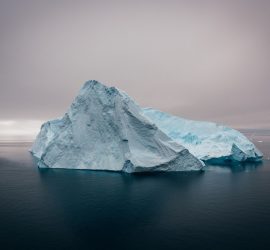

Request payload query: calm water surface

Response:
[0,131,270,250]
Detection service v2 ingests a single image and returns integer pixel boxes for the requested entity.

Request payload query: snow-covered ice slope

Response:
[31,81,203,173]
[143,108,263,164]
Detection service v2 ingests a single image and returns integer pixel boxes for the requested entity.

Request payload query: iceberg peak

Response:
[31,81,204,173]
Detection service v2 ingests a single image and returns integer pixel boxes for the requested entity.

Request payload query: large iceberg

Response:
[143,108,263,164]
[31,81,203,173]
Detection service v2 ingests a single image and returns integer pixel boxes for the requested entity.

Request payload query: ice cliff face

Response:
[31,81,203,173]
[143,108,263,164]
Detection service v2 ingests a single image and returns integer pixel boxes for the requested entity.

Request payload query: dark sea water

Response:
[0,131,270,250]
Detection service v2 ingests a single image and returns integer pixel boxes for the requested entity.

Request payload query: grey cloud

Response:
[0,0,269,128]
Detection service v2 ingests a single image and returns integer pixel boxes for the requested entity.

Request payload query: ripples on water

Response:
[0,130,270,250]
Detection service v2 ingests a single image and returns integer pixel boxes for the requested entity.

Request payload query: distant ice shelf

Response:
[143,108,263,164]
[31,80,204,173]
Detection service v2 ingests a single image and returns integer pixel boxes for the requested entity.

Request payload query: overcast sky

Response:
[0,0,269,138]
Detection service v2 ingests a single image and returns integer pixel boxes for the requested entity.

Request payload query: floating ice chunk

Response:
[143,108,263,164]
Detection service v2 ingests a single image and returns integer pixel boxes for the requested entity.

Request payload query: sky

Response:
[0,0,269,139]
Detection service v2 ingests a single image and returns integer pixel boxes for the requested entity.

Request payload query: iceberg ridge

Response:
[143,108,263,164]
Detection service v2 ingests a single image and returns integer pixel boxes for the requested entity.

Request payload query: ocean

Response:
[0,130,270,250]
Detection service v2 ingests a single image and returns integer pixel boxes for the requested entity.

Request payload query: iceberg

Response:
[31,81,203,173]
[143,108,263,164]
